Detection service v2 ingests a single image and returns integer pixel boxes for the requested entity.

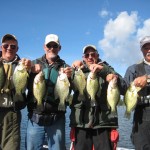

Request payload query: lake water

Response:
[21,106,135,150]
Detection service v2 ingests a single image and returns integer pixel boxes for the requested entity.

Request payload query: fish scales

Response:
[107,77,120,117]
[124,82,141,119]
[54,72,70,111]
[33,71,46,108]
[73,68,86,101]
[86,72,99,107]
[13,61,28,102]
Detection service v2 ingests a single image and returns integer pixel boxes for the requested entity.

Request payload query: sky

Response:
[0,0,150,76]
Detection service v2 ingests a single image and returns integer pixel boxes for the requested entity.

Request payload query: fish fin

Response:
[66,95,73,106]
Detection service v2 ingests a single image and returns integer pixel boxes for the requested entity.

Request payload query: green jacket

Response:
[27,55,71,114]
[70,60,120,129]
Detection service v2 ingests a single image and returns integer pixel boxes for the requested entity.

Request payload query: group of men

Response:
[0,33,150,150]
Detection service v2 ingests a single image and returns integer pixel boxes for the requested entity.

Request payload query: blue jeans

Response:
[20,107,28,150]
[26,114,66,150]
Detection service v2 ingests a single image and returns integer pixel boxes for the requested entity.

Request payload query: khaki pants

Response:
[0,108,21,150]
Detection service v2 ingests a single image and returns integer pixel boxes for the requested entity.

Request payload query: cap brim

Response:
[1,34,17,43]
[83,45,97,53]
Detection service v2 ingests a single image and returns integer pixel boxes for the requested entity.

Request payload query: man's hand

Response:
[60,67,73,78]
[89,64,103,73]
[106,74,118,82]
[21,58,32,71]
[134,75,147,88]
[72,60,84,69]
[31,64,42,73]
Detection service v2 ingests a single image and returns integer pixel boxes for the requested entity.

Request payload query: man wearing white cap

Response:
[123,36,150,149]
[26,34,72,150]
[70,44,123,150]
[0,34,31,150]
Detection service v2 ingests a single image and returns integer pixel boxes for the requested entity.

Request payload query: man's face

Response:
[44,42,61,63]
[82,48,99,66]
[141,43,150,62]
[1,40,18,61]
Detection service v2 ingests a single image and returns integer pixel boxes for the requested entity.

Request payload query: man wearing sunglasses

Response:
[26,34,72,150]
[70,45,124,150]
[0,34,31,150]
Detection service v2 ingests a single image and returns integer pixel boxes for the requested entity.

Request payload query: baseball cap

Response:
[1,34,18,43]
[83,45,97,54]
[140,36,150,49]
[45,34,60,45]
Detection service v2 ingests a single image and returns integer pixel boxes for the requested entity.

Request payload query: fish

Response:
[33,71,46,110]
[124,82,141,119]
[0,60,6,93]
[13,61,29,102]
[72,67,86,101]
[86,71,99,107]
[54,71,70,111]
[1,63,12,94]
[107,77,120,117]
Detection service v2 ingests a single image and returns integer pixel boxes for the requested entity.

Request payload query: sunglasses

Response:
[84,52,97,58]
[46,44,59,49]
[2,43,17,50]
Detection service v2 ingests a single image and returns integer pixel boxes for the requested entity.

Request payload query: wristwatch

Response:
[146,74,150,83]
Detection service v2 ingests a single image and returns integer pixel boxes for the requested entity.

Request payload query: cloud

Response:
[98,9,110,18]
[137,19,150,40]
[98,11,149,74]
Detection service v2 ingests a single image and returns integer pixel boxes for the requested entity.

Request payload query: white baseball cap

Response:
[140,36,150,49]
[83,45,97,54]
[45,34,60,45]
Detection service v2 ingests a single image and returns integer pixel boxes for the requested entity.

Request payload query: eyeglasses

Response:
[83,52,97,58]
[46,44,59,49]
[2,43,17,50]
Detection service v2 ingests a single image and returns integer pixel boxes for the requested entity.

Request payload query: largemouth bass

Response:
[124,82,141,119]
[107,77,120,117]
[86,72,99,107]
[33,71,46,110]
[73,67,86,101]
[54,71,70,111]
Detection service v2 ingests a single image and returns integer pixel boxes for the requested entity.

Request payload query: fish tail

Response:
[124,111,131,120]
[58,103,66,111]
[14,93,24,102]
[78,94,85,101]
[91,100,97,107]
[110,110,117,118]
[36,104,43,112]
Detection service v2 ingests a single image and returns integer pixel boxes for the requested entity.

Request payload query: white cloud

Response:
[99,9,109,18]
[98,11,149,75]
[137,19,150,40]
